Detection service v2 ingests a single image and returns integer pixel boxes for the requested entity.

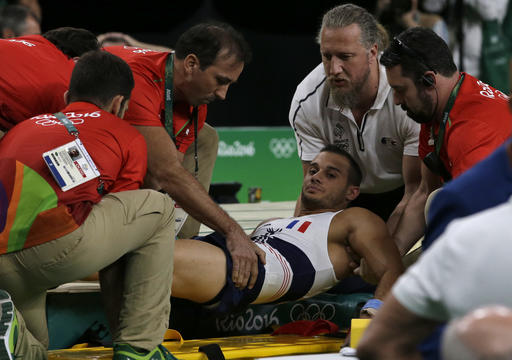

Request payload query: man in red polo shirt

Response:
[0,50,178,360]
[105,22,266,291]
[0,26,99,134]
[380,27,512,257]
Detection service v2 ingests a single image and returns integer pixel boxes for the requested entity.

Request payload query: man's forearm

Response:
[374,267,403,300]
[386,199,407,235]
[389,155,421,237]
[392,190,428,256]
[158,165,240,235]
[138,125,243,237]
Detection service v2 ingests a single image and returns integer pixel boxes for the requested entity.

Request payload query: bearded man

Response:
[288,3,420,239]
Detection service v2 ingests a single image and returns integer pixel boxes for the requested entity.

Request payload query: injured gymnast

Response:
[172,144,404,316]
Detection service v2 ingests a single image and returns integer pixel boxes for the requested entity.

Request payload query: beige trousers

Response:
[0,189,175,359]
[178,123,219,239]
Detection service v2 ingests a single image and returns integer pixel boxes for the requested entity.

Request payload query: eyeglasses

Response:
[393,38,418,58]
[423,152,452,182]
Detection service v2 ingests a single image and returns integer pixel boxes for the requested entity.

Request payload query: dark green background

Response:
[212,127,303,203]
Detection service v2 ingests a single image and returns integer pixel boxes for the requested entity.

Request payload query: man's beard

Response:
[300,188,345,210]
[328,66,371,109]
[402,88,435,124]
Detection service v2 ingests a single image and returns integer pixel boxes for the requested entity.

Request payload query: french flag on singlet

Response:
[286,220,312,233]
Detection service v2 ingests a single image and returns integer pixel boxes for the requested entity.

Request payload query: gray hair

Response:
[316,3,381,50]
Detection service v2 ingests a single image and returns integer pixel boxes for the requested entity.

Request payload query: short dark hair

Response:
[174,21,252,70]
[0,4,38,37]
[43,27,99,58]
[320,144,362,186]
[381,27,457,82]
[67,50,134,108]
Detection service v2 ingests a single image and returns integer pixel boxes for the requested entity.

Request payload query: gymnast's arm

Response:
[331,208,404,300]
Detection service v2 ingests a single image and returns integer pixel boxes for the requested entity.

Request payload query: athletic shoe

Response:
[113,343,178,360]
[0,290,18,360]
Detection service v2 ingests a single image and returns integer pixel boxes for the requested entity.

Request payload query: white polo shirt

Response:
[289,63,419,194]
[392,196,512,322]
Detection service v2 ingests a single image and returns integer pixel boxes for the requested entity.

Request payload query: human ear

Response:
[346,185,360,202]
[184,54,200,74]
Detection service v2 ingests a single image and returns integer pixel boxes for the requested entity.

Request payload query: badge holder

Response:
[42,112,102,192]
[174,204,188,235]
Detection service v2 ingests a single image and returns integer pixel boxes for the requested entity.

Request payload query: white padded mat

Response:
[198,201,295,235]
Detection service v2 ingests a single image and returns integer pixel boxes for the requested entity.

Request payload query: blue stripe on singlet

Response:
[266,237,315,303]
[286,220,299,229]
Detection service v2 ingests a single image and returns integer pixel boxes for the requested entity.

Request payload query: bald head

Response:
[442,306,512,360]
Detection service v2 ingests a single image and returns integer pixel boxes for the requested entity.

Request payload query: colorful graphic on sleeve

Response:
[0,159,79,254]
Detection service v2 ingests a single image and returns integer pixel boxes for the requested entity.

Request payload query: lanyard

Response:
[164,51,175,140]
[192,106,199,178]
[432,73,465,156]
[54,111,79,137]
[53,112,104,194]
[162,51,199,178]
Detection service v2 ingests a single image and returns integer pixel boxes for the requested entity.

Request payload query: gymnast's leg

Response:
[172,238,227,303]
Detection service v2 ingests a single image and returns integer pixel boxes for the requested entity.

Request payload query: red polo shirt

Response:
[104,45,207,153]
[419,73,512,179]
[0,35,75,131]
[0,102,147,253]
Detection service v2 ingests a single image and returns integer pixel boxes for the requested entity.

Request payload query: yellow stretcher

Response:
[48,333,345,360]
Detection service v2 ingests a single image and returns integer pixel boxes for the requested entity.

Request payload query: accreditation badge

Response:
[174,203,189,235]
[42,138,100,191]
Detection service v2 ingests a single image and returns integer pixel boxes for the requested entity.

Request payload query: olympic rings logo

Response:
[132,48,156,54]
[290,303,336,321]
[9,39,35,47]
[33,111,101,126]
[269,138,296,159]
[35,118,85,126]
